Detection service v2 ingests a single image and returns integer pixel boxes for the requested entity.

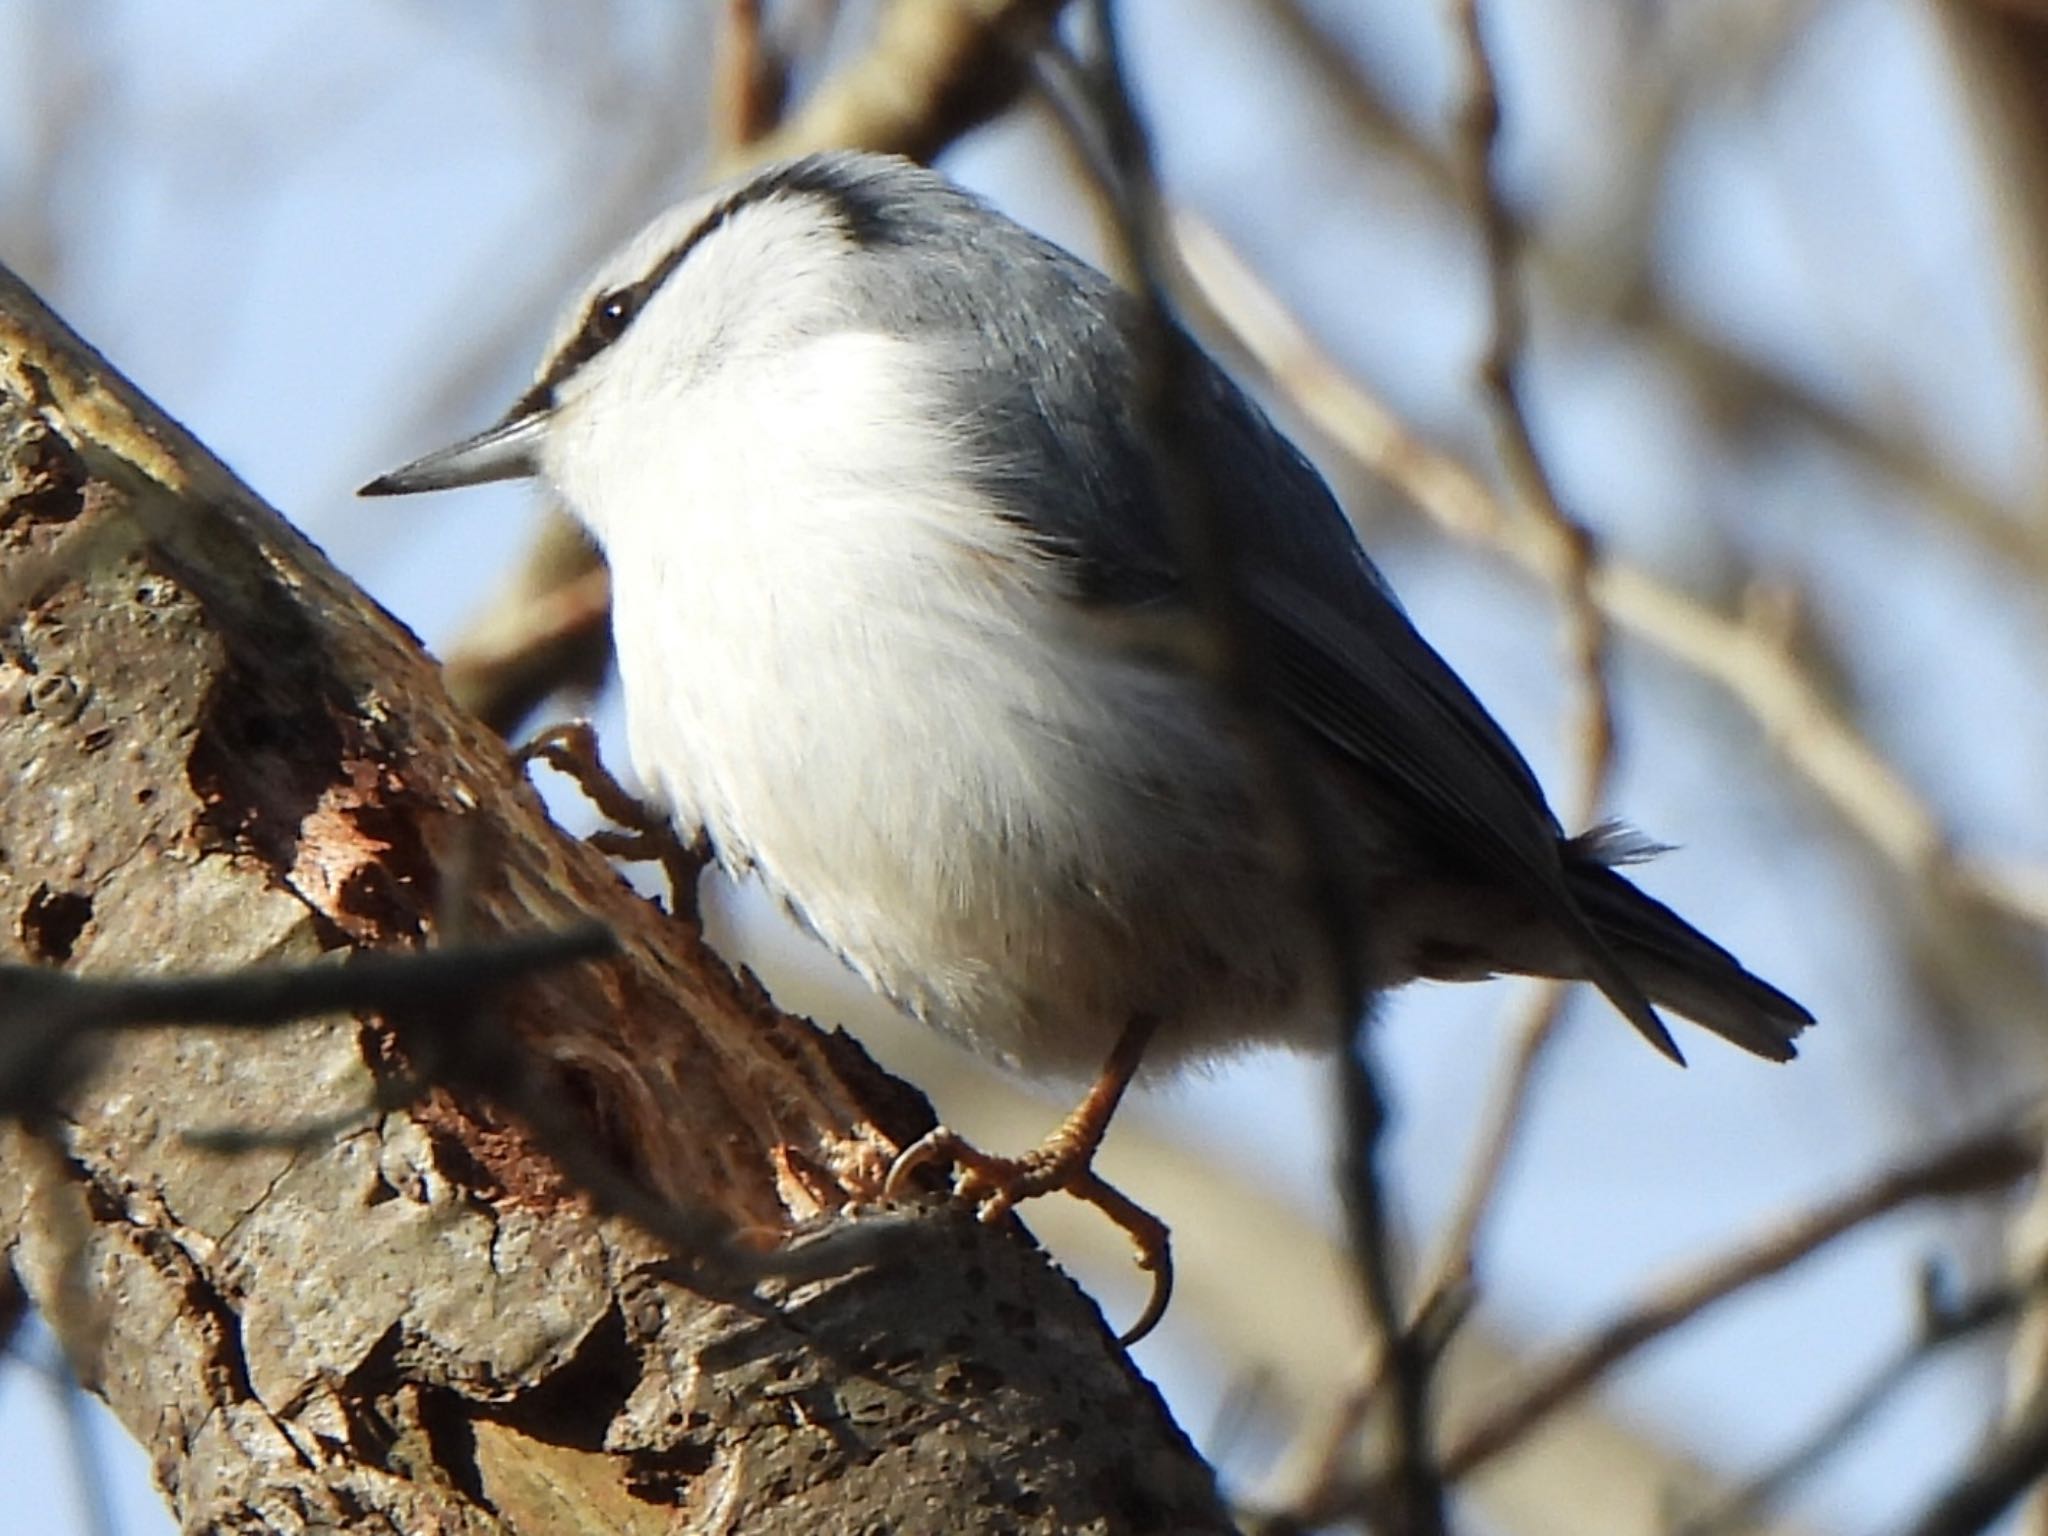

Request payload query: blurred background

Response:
[4,1,2047,1531]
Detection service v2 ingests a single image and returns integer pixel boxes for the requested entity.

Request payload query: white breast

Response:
[547,329,1324,1073]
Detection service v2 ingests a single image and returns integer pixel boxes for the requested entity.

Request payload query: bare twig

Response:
[1441,1121,2038,1478]
[1450,0,1615,832]
[1404,0,1621,1362]
[1412,978,1569,1325]
[0,925,616,1123]
[711,0,785,153]
[1255,0,2048,587]
[1036,3,1437,1525]
[1679,1261,2048,1536]
[441,547,613,735]
[741,0,1069,169]
[1284,7,1630,1508]
[0,917,941,1299]
[49,1352,116,1536]
[1896,1372,2048,1536]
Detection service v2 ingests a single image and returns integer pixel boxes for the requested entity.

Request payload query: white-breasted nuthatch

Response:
[364,151,1810,1308]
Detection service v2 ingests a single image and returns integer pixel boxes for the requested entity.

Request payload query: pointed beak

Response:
[358,405,548,498]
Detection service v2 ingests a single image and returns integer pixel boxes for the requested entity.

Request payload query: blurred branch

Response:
[1929,17,2048,1536]
[0,924,898,1286]
[1936,1,2048,455]
[439,553,612,733]
[1897,1369,2048,1536]
[1399,0,1622,1386]
[50,1349,116,1536]
[0,927,613,1122]
[1410,977,1567,1331]
[1449,0,1615,833]
[1441,1119,2038,1478]
[711,0,786,154]
[0,0,105,296]
[1259,0,2048,584]
[1036,0,1420,1445]
[2,255,1232,1534]
[1680,1259,2048,1536]
[738,0,1068,169]
[1095,0,1451,1513]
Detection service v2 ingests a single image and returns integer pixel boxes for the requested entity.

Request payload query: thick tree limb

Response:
[0,263,1229,1534]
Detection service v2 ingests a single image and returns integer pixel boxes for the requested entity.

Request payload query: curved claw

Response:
[516,719,708,914]
[1071,1170,1175,1347]
[883,1125,1177,1346]
[884,1124,968,1199]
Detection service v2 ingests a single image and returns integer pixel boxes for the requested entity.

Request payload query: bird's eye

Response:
[590,288,637,344]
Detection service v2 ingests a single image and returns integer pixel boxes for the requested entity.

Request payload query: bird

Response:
[363,150,1811,1335]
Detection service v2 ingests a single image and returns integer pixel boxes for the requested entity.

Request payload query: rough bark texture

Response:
[0,264,1231,1534]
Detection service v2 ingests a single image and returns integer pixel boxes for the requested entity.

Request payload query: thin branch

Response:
[1035,5,1439,1524]
[1896,1372,2048,1536]
[0,925,616,1122]
[1404,0,1620,1369]
[95,927,616,1029]
[1679,1262,2047,1536]
[2,916,951,1310]
[1441,1120,2039,1478]
[1412,978,1569,1325]
[1284,7,1629,1508]
[1255,0,2048,588]
[711,0,785,154]
[1450,0,1616,833]
[739,0,1069,169]
[441,539,613,735]
[49,1352,116,1536]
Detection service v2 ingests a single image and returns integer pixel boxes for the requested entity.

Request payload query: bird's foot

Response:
[517,720,708,915]
[885,1124,1174,1346]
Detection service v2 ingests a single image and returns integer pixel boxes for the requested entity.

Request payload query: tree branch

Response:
[1441,1121,2037,1479]
[0,260,1231,1534]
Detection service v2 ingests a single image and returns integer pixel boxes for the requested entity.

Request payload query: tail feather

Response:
[1564,855,1812,1063]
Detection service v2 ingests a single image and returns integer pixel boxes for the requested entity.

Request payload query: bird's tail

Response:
[1562,837,1812,1063]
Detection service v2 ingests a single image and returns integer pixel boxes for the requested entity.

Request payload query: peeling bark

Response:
[0,264,1230,1534]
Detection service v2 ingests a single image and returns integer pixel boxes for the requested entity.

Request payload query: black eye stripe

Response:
[519,154,893,416]
[532,285,650,402]
[522,198,746,411]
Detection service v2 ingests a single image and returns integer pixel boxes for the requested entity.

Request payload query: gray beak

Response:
[358,406,548,497]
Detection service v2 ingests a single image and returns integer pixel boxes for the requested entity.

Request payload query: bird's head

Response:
[359,152,937,523]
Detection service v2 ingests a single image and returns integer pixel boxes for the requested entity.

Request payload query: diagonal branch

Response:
[0,252,1234,1536]
[1440,1120,2037,1478]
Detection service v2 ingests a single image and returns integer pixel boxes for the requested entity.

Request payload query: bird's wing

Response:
[838,190,1676,1052]
[1248,571,1677,1059]
[1170,356,1677,1055]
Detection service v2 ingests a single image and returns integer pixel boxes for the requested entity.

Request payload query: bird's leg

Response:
[517,720,708,916]
[888,1014,1157,1212]
[885,1014,1174,1343]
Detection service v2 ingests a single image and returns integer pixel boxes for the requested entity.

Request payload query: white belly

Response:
[555,332,1326,1073]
